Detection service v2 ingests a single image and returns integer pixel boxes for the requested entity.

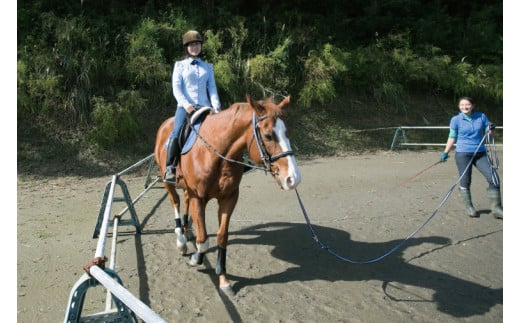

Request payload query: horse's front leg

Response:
[215,192,239,293]
[188,197,209,266]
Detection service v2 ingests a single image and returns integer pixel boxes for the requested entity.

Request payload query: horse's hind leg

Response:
[182,189,195,241]
[166,186,187,255]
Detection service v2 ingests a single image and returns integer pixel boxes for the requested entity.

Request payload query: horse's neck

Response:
[203,105,253,158]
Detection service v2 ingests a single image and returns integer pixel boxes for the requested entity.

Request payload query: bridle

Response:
[252,113,294,174]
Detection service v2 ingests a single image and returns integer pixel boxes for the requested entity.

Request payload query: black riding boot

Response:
[164,136,180,181]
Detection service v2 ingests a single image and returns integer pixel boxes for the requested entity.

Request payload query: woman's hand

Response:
[186,105,196,116]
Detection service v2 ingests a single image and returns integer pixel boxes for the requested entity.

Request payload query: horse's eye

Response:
[264,131,280,142]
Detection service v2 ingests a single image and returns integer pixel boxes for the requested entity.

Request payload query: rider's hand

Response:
[186,105,196,116]
[440,152,449,162]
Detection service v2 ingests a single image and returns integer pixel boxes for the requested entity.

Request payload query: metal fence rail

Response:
[390,126,503,150]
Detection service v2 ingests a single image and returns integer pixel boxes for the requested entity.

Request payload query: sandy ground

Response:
[17,150,505,322]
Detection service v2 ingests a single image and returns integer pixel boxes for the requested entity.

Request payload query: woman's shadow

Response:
[227,221,502,319]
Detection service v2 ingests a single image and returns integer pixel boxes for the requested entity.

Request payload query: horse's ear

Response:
[277,96,290,110]
[246,94,265,114]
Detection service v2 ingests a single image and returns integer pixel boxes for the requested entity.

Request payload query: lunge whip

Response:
[394,159,444,188]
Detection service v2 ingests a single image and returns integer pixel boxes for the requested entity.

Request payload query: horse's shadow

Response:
[132,194,501,319]
[225,221,502,318]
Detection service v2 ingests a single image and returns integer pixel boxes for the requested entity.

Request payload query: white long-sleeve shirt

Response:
[171,57,221,110]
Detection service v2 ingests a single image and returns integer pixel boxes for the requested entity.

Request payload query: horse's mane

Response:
[224,96,286,124]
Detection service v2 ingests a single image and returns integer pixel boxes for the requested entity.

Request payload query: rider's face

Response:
[187,42,202,57]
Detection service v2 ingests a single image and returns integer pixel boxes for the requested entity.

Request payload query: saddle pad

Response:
[181,119,202,154]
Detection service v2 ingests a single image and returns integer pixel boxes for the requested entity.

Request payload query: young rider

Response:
[164,30,221,181]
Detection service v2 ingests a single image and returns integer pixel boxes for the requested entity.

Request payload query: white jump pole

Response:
[89,265,167,323]
[66,154,167,322]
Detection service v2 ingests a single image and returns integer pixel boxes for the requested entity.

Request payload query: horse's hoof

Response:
[177,244,187,255]
[188,257,199,266]
[176,234,187,255]
[219,284,235,297]
[189,252,204,266]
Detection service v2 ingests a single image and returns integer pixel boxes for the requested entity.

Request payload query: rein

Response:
[295,133,493,264]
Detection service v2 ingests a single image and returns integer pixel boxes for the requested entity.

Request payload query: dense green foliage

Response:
[17,0,502,172]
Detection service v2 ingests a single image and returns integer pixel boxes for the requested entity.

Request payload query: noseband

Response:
[252,113,294,173]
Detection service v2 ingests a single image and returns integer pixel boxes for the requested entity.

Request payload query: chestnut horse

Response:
[154,95,301,293]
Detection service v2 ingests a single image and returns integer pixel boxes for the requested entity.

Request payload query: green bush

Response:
[89,91,145,148]
[126,18,170,87]
[299,44,349,108]
[17,1,502,162]
[248,36,292,97]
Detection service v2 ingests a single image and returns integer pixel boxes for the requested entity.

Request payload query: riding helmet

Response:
[183,30,203,46]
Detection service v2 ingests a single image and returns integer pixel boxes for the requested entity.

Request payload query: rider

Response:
[164,30,222,181]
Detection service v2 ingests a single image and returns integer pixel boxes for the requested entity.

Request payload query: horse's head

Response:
[246,95,301,190]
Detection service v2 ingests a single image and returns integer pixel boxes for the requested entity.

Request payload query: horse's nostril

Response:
[285,176,295,189]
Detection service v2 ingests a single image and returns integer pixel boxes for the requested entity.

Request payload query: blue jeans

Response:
[455,152,500,189]
[169,106,188,139]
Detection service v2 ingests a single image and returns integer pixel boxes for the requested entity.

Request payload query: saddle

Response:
[175,106,254,175]
[178,106,212,154]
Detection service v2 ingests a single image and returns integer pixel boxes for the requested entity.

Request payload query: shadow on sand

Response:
[226,221,502,319]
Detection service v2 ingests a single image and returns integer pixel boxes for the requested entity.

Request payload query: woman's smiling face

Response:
[458,98,474,115]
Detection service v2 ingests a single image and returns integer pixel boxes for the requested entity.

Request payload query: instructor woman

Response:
[440,96,503,219]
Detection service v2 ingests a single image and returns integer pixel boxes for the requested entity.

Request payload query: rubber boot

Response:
[487,187,503,219]
[459,188,478,218]
[164,136,180,181]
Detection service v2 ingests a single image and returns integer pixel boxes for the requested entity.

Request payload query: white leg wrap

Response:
[197,239,210,254]
[175,227,187,247]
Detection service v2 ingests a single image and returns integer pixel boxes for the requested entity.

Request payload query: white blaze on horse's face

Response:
[274,118,301,190]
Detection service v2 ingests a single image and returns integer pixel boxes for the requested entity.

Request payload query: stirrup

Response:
[164,166,176,181]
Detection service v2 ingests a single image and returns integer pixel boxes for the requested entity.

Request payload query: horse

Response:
[154,95,301,293]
